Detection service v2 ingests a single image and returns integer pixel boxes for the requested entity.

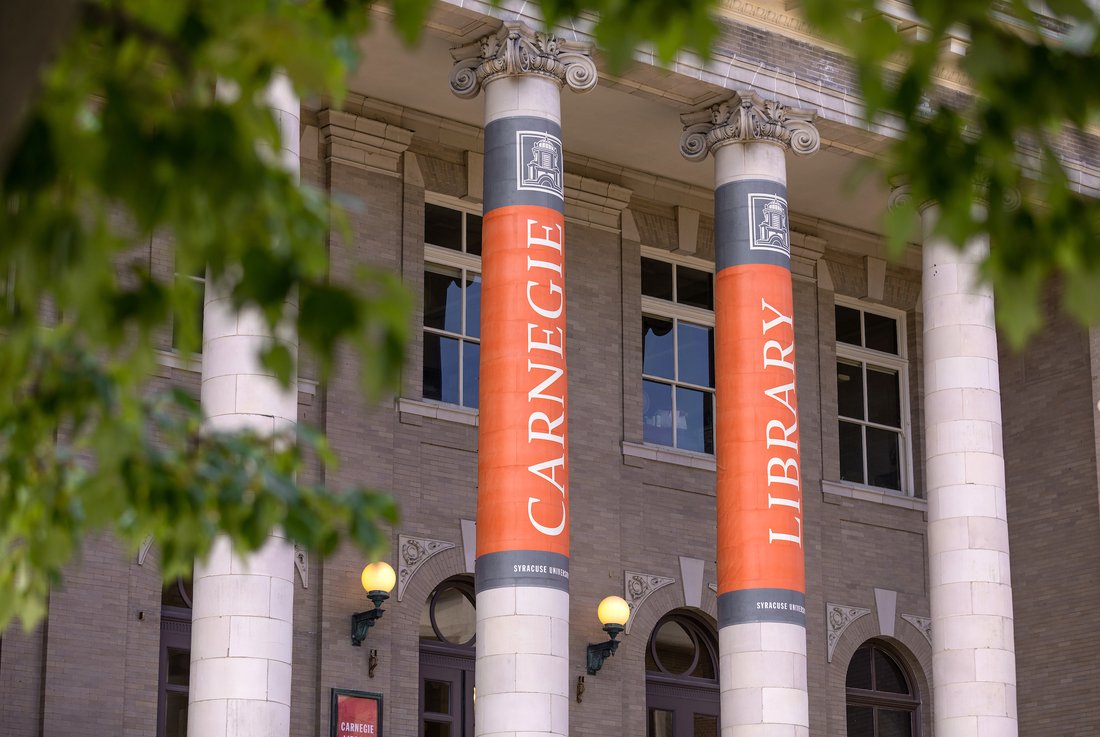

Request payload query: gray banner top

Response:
[475,550,570,593]
[718,588,806,627]
[484,116,566,214]
[715,179,792,271]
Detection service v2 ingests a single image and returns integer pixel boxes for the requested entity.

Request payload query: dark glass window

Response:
[846,642,921,737]
[641,257,715,454]
[420,577,475,737]
[835,303,907,492]
[646,612,719,737]
[424,203,482,409]
[158,576,192,737]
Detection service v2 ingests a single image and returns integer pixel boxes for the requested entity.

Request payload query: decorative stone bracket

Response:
[623,570,676,634]
[901,614,932,645]
[826,603,872,662]
[397,534,455,602]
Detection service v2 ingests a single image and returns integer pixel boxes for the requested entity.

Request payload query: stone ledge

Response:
[396,397,478,426]
[621,440,716,473]
[821,479,926,511]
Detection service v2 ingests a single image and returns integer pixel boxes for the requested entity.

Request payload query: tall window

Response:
[835,300,911,492]
[423,199,482,409]
[419,576,476,737]
[646,612,719,737]
[846,641,921,737]
[157,577,192,737]
[641,251,715,454]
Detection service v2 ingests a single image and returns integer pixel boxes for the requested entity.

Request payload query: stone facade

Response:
[3,3,1100,737]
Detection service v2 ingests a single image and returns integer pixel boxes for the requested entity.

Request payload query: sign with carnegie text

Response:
[331,689,381,737]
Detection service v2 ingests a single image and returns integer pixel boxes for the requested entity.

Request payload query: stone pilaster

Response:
[680,91,819,737]
[450,21,595,737]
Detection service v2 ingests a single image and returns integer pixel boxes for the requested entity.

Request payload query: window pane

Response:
[839,421,865,485]
[465,213,483,256]
[462,341,480,410]
[648,709,674,737]
[424,680,451,714]
[676,387,714,454]
[643,316,675,379]
[424,721,451,737]
[641,258,673,301]
[864,312,899,354]
[877,709,913,737]
[653,619,696,675]
[693,638,716,679]
[678,322,714,387]
[866,428,901,491]
[866,367,901,428]
[166,648,190,686]
[835,305,862,346]
[424,268,463,334]
[432,586,476,645]
[426,203,463,251]
[845,706,874,737]
[846,645,873,689]
[643,380,674,448]
[165,691,188,737]
[693,713,718,737]
[677,266,713,310]
[873,648,910,694]
[465,275,481,338]
[837,361,864,420]
[424,333,460,405]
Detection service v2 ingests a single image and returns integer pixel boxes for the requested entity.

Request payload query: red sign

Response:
[331,690,381,737]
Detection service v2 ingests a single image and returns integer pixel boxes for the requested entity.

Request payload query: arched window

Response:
[645,611,719,737]
[419,576,475,737]
[846,641,922,737]
[157,576,192,737]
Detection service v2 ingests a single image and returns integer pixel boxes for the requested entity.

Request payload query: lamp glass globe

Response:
[597,595,630,626]
[361,561,396,594]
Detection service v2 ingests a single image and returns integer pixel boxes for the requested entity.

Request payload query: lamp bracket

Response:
[585,623,624,675]
[351,591,390,647]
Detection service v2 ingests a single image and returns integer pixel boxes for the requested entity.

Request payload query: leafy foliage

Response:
[800,0,1100,345]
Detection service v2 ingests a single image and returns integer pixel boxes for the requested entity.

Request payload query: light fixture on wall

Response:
[351,561,396,647]
[586,595,630,675]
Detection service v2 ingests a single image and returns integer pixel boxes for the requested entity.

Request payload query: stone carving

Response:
[901,614,933,645]
[137,534,155,566]
[450,21,597,99]
[888,183,913,212]
[623,570,676,634]
[707,582,718,593]
[293,543,308,589]
[397,534,455,602]
[826,603,871,662]
[680,90,820,160]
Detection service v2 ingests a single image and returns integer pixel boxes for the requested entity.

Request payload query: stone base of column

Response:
[719,622,808,737]
[475,586,569,737]
[188,534,295,737]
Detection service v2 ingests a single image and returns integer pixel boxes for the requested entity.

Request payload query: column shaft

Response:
[713,141,808,737]
[188,73,300,737]
[921,205,1018,737]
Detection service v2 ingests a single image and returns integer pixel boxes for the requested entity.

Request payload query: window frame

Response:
[419,575,476,737]
[639,246,716,456]
[845,641,922,737]
[644,611,720,737]
[422,193,483,410]
[833,296,915,496]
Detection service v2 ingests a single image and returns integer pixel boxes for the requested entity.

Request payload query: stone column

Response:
[450,22,595,737]
[680,93,819,737]
[188,73,299,737]
[914,194,1018,737]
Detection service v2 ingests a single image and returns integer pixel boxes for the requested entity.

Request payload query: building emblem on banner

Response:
[748,193,790,256]
[517,131,564,199]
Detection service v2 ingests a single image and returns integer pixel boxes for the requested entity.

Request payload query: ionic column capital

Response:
[449,21,597,99]
[680,91,820,161]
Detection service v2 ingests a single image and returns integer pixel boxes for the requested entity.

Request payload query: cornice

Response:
[318,108,414,176]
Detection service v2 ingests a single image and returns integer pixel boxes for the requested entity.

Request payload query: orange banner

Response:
[477,205,570,558]
[716,264,805,595]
